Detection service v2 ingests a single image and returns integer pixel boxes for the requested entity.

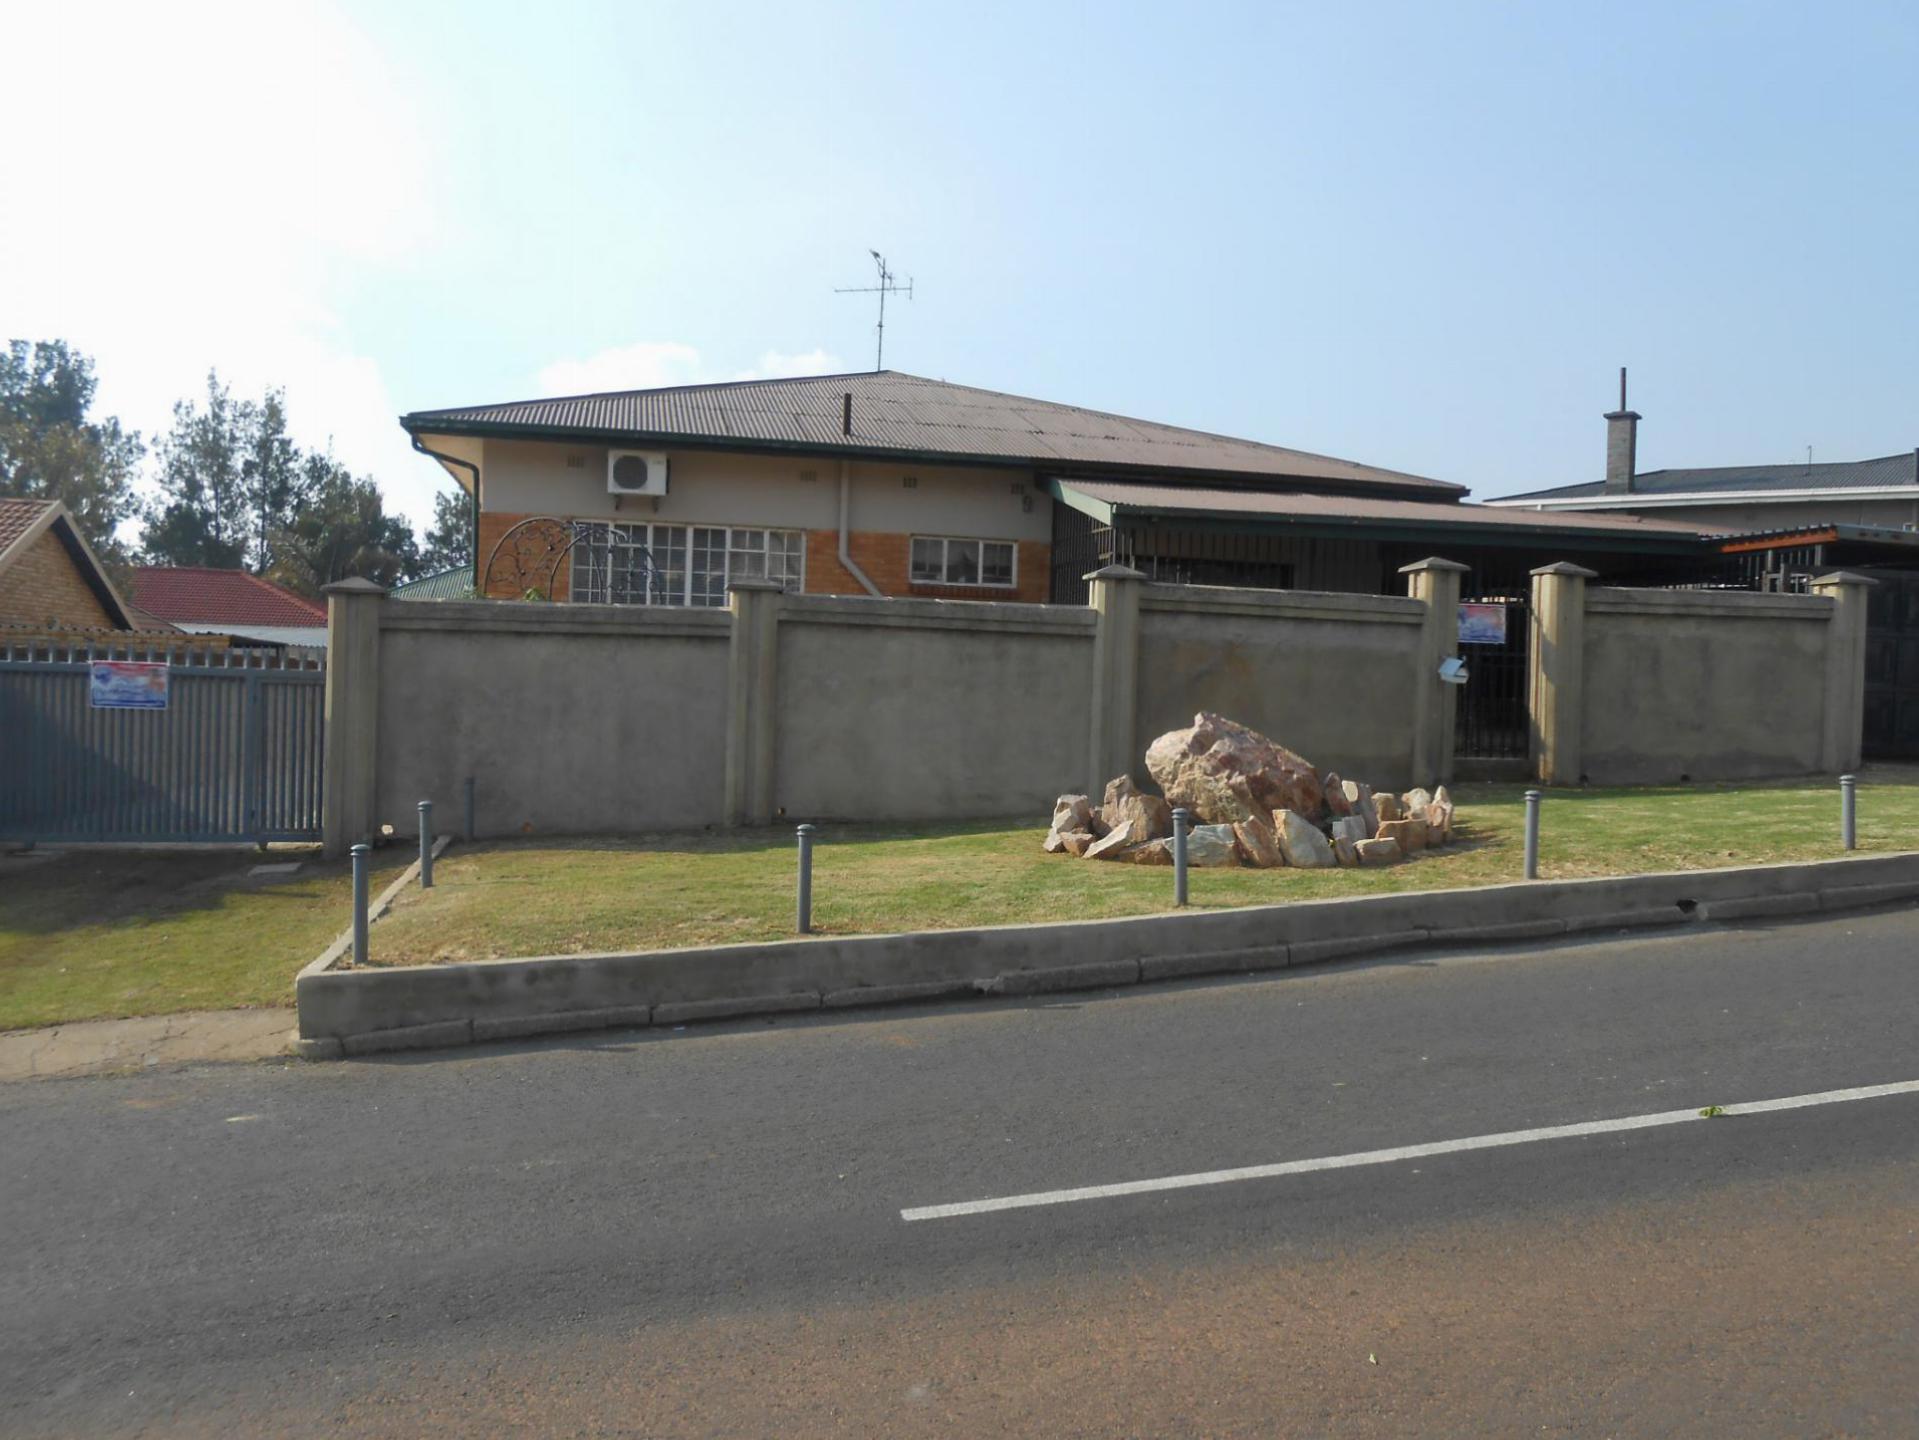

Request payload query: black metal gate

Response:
[1454,593,1530,759]
[1864,570,1919,759]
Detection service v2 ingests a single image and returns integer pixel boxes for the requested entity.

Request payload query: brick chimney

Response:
[1604,366,1640,495]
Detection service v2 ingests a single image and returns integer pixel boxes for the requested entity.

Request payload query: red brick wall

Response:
[805,530,1051,603]
[478,510,1053,605]
[0,530,117,629]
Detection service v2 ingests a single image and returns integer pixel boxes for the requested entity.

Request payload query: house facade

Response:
[401,371,1713,609]
[0,498,138,634]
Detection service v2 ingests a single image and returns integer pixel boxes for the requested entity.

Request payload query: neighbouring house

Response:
[1487,372,1919,757]
[390,564,474,601]
[129,567,329,650]
[400,371,1714,609]
[0,497,142,635]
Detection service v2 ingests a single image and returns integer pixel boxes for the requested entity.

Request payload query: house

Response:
[1486,374,1919,757]
[0,497,141,634]
[129,567,328,650]
[390,564,474,601]
[399,371,1713,609]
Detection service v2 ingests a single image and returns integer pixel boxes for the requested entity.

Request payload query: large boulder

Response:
[1052,794,1095,833]
[1377,817,1429,852]
[1124,838,1173,865]
[1273,809,1336,868]
[1355,836,1402,865]
[1144,713,1324,826]
[1100,775,1172,842]
[1330,815,1371,846]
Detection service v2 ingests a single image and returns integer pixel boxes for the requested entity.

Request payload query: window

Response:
[910,536,1017,588]
[572,523,804,606]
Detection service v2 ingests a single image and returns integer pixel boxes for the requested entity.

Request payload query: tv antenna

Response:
[835,250,913,371]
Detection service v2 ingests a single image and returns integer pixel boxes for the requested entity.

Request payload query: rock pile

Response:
[1042,711,1456,869]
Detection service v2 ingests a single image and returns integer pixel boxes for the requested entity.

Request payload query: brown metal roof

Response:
[402,371,1465,497]
[1058,479,1714,543]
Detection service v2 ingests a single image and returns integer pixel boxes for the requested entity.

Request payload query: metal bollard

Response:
[418,800,434,888]
[463,776,476,842]
[350,843,370,966]
[796,824,817,934]
[1523,789,1542,880]
[1172,807,1191,907]
[1840,773,1857,851]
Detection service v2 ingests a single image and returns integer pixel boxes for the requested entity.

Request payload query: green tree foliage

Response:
[268,453,420,594]
[142,371,309,572]
[419,486,475,573]
[0,340,145,564]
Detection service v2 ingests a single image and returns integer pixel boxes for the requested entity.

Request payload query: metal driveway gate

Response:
[0,643,325,844]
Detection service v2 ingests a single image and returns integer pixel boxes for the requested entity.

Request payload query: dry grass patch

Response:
[365,769,1919,966]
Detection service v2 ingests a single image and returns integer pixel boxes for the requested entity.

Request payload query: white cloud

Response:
[535,343,847,398]
[0,0,442,529]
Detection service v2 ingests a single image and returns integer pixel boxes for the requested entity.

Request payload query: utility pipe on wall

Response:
[838,459,884,598]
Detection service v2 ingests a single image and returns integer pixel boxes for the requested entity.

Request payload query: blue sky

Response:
[6,1,1916,528]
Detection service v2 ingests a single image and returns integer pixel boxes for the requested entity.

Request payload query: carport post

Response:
[796,824,817,934]
[1523,790,1542,879]
[1840,774,1857,851]
[350,843,370,966]
[418,800,434,888]
[1172,807,1191,907]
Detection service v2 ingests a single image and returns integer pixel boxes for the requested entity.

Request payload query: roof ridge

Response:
[405,368,911,419]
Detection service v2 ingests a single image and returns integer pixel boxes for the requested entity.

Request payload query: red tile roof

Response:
[129,567,327,626]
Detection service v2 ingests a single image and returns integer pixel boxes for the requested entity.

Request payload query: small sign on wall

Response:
[1457,603,1508,646]
[89,660,169,710]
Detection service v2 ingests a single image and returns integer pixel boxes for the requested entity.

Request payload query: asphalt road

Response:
[3,907,1916,1437]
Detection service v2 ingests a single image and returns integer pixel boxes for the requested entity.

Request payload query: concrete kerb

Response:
[296,851,1919,1058]
[298,834,455,983]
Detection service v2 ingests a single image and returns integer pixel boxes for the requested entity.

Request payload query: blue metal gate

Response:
[0,641,325,844]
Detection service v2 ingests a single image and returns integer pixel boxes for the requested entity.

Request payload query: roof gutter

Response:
[409,434,480,592]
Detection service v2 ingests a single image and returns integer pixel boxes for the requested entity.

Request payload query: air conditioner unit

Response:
[607,449,669,497]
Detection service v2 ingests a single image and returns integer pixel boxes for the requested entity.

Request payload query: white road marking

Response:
[899,1078,1919,1222]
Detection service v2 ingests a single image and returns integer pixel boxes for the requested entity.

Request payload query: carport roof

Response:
[1053,478,1714,549]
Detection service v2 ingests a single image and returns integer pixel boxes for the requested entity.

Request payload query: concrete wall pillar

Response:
[1528,562,1596,786]
[1810,571,1877,773]
[724,578,784,825]
[320,577,386,858]
[1401,557,1470,786]
[1086,564,1146,795]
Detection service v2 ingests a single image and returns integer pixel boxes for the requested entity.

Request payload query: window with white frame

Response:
[571,523,803,606]
[909,535,1016,588]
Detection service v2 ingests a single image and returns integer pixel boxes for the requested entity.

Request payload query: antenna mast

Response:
[835,250,913,370]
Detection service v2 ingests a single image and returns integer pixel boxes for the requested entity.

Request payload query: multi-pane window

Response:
[572,523,803,606]
[910,536,1016,588]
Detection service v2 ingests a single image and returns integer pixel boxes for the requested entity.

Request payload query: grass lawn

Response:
[0,847,411,1031]
[366,769,1919,967]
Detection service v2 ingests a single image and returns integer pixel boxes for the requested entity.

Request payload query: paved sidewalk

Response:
[0,1009,297,1081]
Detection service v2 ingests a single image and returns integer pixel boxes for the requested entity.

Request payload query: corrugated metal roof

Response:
[391,565,475,601]
[403,371,1465,496]
[130,567,328,626]
[1059,479,1712,540]
[1500,451,1919,502]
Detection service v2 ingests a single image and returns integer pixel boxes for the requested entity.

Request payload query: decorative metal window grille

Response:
[571,523,803,606]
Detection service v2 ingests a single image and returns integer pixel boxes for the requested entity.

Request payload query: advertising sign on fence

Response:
[1457,603,1508,646]
[89,660,169,710]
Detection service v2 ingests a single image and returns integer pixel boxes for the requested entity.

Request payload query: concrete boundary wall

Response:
[1528,566,1874,787]
[319,557,1875,855]
[322,565,1467,854]
[295,850,1919,1051]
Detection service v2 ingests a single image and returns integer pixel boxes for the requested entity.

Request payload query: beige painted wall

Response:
[1134,588,1428,787]
[1579,590,1831,783]
[371,604,732,836]
[772,598,1094,821]
[465,438,1051,543]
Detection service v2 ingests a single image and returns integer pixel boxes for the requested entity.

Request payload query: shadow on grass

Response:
[450,816,1037,860]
